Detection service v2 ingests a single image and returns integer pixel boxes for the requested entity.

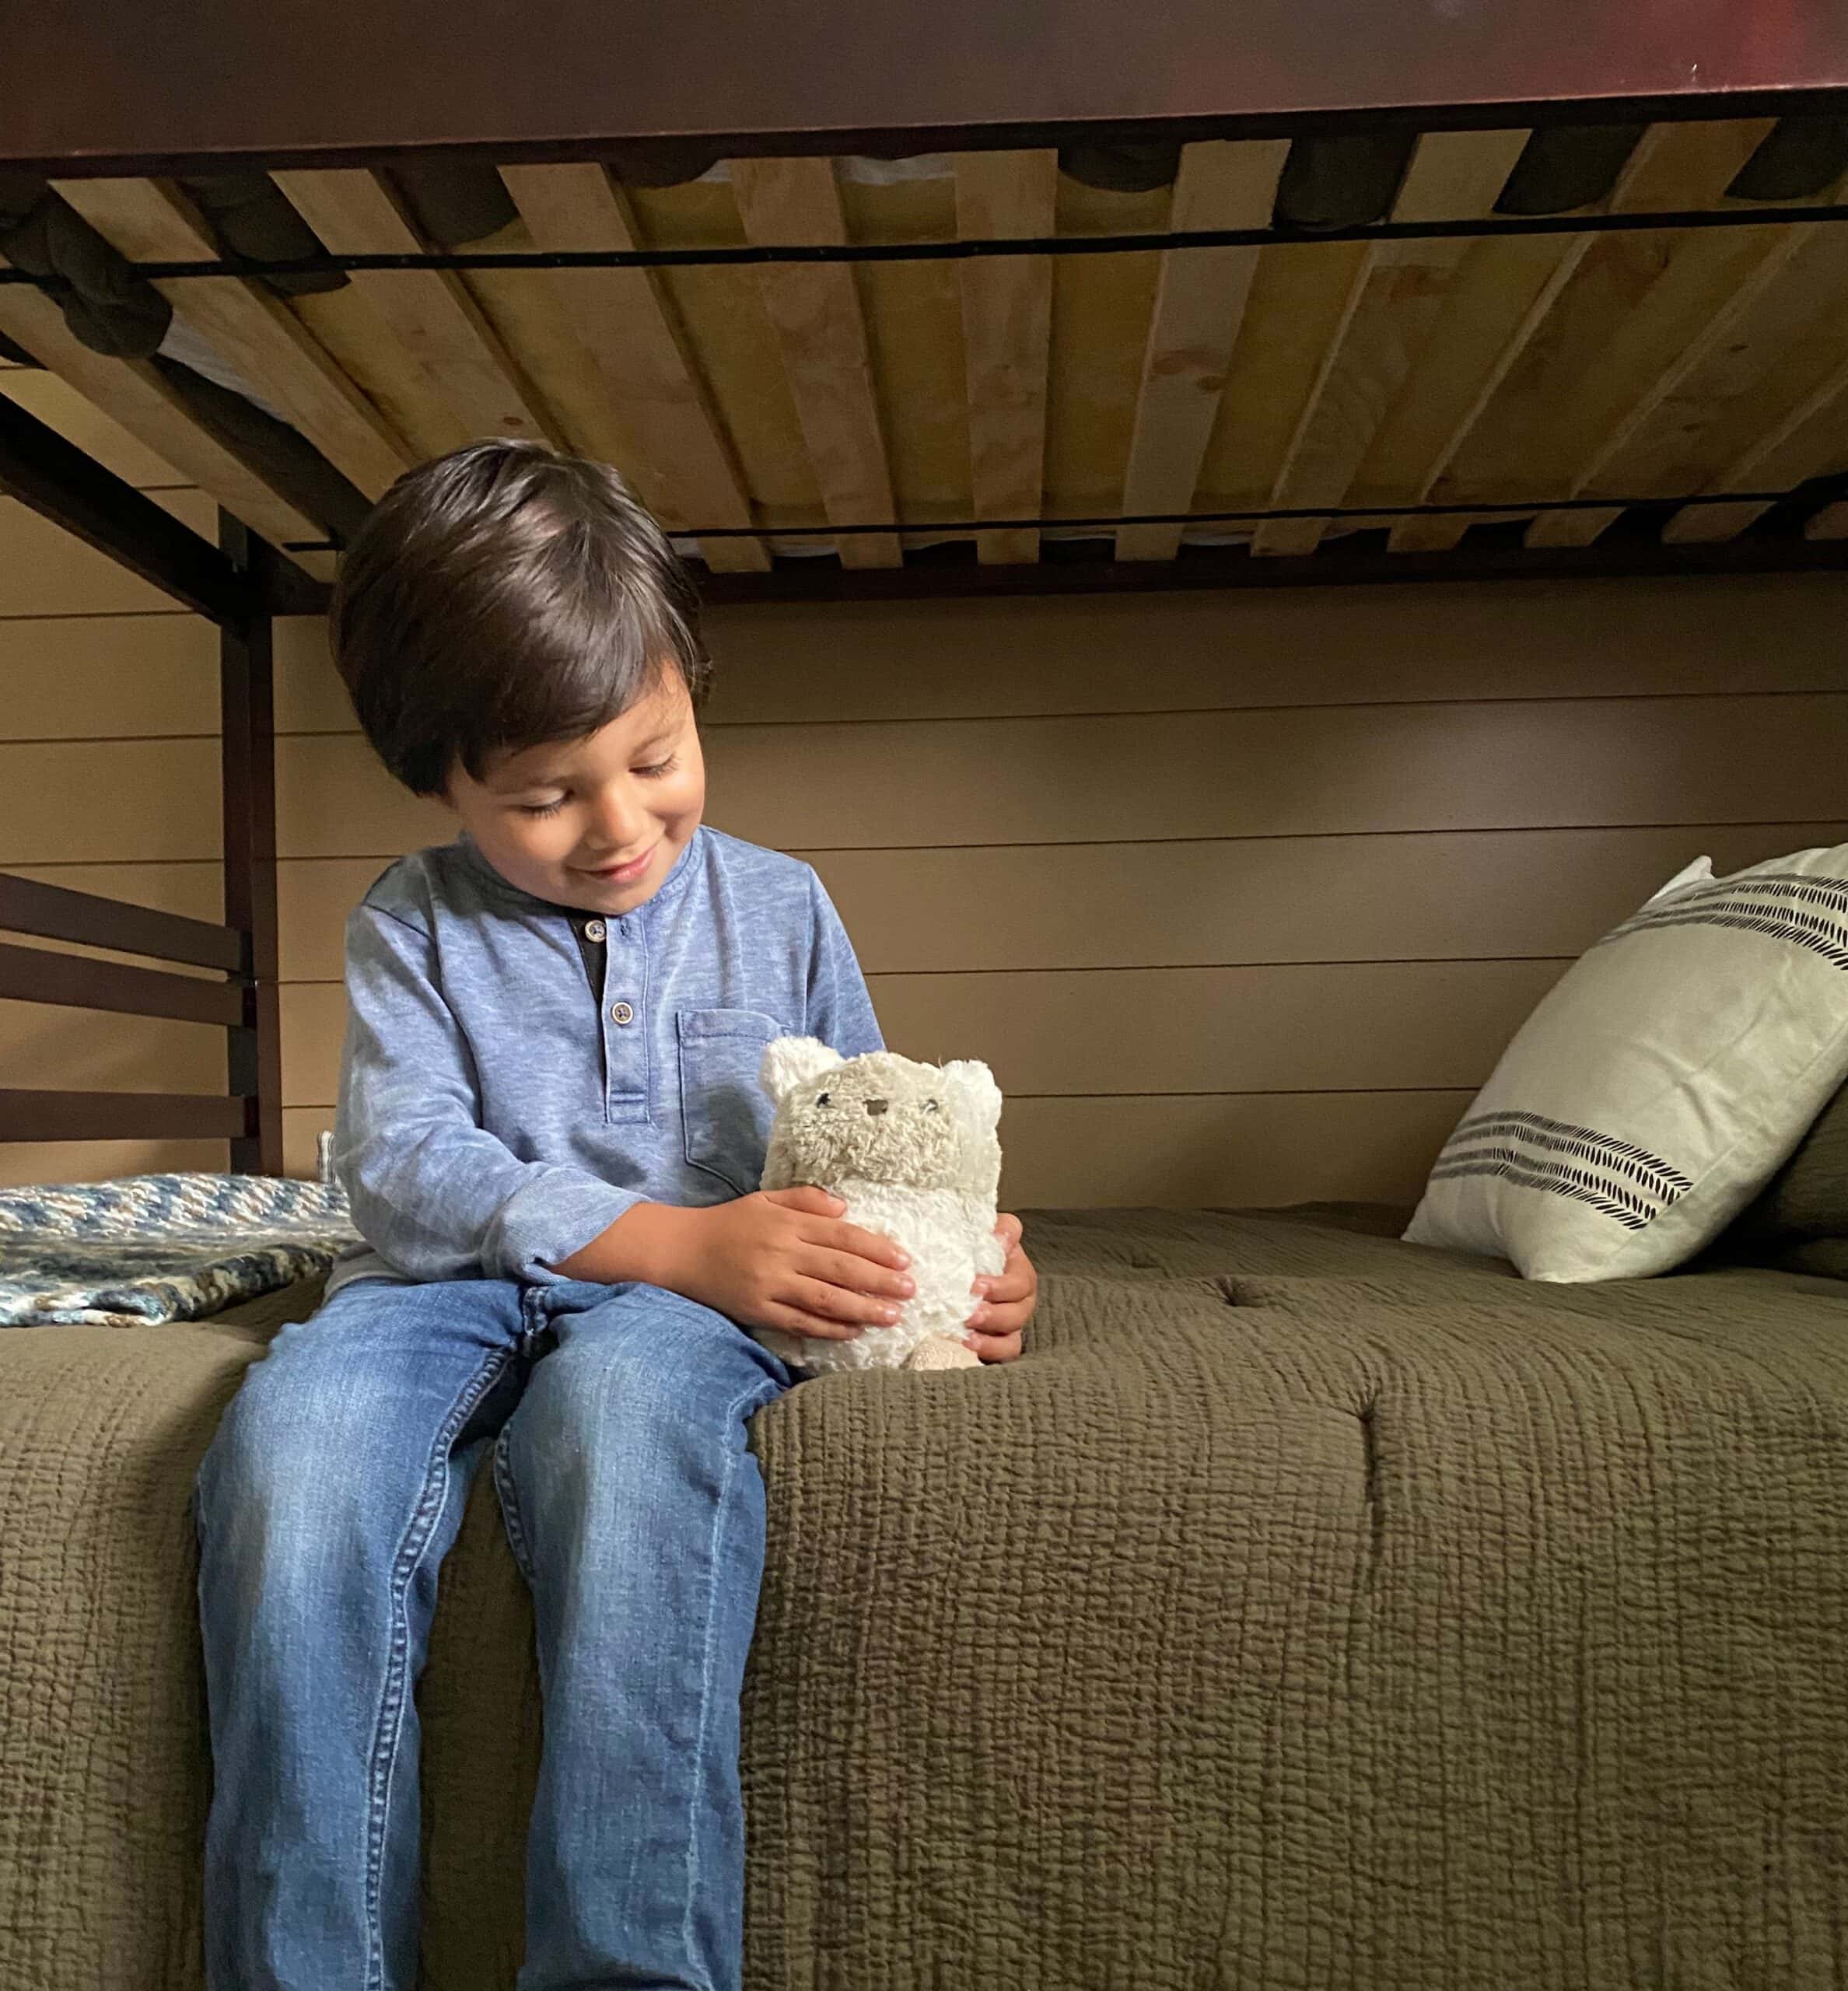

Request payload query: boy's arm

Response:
[562,867,886,1286]
[336,901,642,1282]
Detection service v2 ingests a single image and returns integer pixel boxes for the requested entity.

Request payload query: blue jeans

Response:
[192,1275,792,1991]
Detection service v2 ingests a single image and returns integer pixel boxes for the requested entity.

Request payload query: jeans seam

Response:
[681,1370,781,1990]
[492,1430,541,1590]
[362,1344,515,1991]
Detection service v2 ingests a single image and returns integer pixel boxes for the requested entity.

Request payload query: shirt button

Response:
[610,1001,635,1026]
[583,919,606,942]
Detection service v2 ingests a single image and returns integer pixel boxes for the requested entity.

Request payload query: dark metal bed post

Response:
[219,512,285,1176]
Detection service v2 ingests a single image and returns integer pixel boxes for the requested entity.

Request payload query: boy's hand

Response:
[964,1212,1036,1363]
[661,1187,915,1342]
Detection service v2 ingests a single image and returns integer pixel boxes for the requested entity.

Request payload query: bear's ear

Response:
[940,1058,1003,1135]
[761,1036,845,1107]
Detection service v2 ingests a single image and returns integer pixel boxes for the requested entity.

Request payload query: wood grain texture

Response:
[1525,137,1848,550]
[1662,339,1848,544]
[1254,130,1526,559]
[1423,121,1774,553]
[1367,125,1717,554]
[53,177,411,499]
[1612,226,1848,532]
[499,164,770,571]
[954,150,1057,564]
[273,168,558,451]
[1193,238,1371,519]
[0,257,331,562]
[1116,141,1287,562]
[730,157,901,568]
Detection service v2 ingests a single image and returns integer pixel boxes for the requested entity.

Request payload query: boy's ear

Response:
[940,1059,1003,1135]
[761,1036,845,1106]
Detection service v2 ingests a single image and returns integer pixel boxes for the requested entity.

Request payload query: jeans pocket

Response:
[676,1008,784,1195]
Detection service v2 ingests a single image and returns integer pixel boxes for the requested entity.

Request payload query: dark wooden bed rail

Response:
[0,394,290,1174]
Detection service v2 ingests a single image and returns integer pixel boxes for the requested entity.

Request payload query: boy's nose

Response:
[865,1098,888,1116]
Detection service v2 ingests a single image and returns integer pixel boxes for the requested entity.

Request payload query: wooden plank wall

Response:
[0,363,241,1181]
[3,390,1847,1202]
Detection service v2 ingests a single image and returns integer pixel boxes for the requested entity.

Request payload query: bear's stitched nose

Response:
[865,1098,889,1116]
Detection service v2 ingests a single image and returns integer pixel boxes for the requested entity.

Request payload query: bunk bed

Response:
[2,10,1846,1988]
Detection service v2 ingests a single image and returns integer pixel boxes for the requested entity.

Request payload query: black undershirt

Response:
[549,907,607,1000]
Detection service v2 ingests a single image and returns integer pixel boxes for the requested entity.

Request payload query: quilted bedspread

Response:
[2,1205,1844,1989]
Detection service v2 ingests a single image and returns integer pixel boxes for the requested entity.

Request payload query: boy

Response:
[193,440,1038,1991]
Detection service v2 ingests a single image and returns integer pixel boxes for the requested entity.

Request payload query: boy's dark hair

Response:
[330,439,712,796]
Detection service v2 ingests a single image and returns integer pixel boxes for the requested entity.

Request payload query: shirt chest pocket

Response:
[676,1008,784,1195]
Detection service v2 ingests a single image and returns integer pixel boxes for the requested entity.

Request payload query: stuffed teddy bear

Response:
[755,1036,1007,1375]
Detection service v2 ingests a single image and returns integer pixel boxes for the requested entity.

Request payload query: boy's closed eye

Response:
[515,758,679,817]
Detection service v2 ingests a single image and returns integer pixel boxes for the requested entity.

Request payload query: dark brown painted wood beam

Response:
[0,942,243,1028]
[0,873,245,974]
[5,5,1848,176]
[0,390,253,623]
[220,513,285,1176]
[0,1090,251,1142]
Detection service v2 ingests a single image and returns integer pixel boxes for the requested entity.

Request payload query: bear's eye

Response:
[923,1099,941,1113]
[814,1091,831,1107]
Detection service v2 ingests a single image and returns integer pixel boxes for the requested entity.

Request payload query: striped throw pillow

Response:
[1404,845,1848,1282]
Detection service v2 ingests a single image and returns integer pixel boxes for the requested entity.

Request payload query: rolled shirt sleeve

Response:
[804,870,885,1058]
[335,902,642,1283]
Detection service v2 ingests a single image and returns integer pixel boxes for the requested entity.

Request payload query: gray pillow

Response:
[1731,1079,1848,1252]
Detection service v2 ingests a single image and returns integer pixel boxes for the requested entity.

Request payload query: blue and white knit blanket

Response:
[0,1173,359,1326]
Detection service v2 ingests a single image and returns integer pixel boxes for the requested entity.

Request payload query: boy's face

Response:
[443,671,706,915]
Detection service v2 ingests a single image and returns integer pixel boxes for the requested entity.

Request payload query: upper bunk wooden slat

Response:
[1374,130,1682,555]
[1412,120,1773,552]
[1254,128,1529,559]
[1115,140,1286,562]
[1346,153,1650,554]
[1663,349,1848,544]
[730,156,902,569]
[954,150,1056,565]
[2,115,1845,596]
[1652,217,1848,545]
[0,254,334,579]
[271,168,561,455]
[1520,123,1848,548]
[53,177,412,500]
[1564,219,1848,535]
[498,163,771,572]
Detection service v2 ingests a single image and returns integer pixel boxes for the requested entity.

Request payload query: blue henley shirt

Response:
[327,822,884,1295]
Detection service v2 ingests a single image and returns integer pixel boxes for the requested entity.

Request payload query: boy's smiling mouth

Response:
[578,845,657,883]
